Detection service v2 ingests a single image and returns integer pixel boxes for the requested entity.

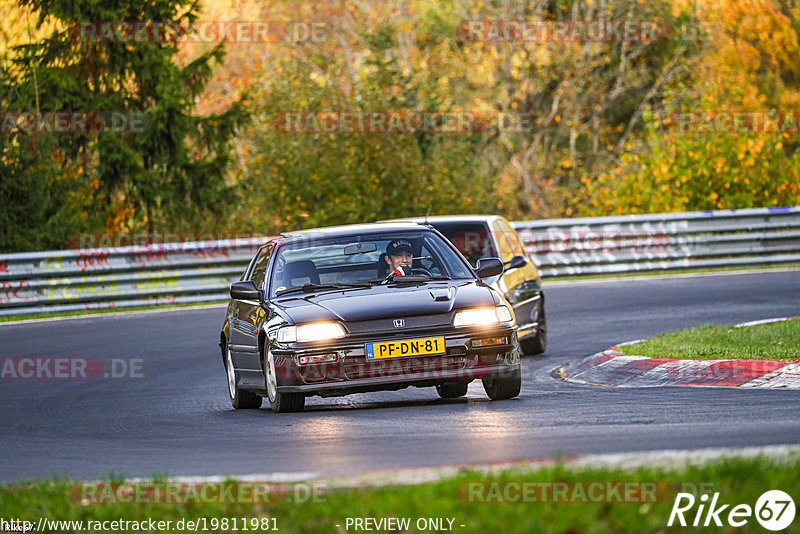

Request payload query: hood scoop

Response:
[429,287,455,302]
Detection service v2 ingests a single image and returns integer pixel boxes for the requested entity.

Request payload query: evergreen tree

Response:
[0,0,248,251]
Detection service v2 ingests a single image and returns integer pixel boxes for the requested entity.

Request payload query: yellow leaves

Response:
[560,159,572,169]
[309,71,326,87]
[555,115,562,123]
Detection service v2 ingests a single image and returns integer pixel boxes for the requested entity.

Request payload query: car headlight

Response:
[453,306,513,327]
[276,322,347,343]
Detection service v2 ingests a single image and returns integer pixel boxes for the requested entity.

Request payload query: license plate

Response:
[365,336,446,360]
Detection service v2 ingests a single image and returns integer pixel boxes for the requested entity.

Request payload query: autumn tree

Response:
[583,0,800,214]
[0,0,248,251]
[235,0,499,232]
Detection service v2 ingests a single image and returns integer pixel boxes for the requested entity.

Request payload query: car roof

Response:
[281,221,429,240]
[382,214,504,225]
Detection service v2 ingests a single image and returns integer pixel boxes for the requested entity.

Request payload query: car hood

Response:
[273,281,498,324]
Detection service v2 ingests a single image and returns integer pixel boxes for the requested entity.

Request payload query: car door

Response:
[229,244,272,373]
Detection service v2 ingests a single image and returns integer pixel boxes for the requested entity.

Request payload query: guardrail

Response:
[0,238,264,316]
[512,206,800,277]
[1,206,798,316]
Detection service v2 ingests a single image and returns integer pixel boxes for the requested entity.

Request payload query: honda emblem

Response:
[393,319,405,328]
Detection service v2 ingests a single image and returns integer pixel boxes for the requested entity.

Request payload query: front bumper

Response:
[271,325,519,397]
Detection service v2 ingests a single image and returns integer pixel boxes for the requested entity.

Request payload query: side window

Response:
[250,244,273,289]
[491,221,514,261]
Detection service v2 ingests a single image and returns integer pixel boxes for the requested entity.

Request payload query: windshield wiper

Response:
[276,282,371,296]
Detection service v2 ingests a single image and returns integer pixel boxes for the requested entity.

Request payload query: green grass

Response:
[626,319,800,360]
[2,455,799,533]
[0,300,228,323]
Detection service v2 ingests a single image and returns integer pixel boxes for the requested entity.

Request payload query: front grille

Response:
[344,315,453,335]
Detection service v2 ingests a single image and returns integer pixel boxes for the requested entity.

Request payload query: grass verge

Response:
[626,319,800,360]
[0,300,228,324]
[1,454,799,533]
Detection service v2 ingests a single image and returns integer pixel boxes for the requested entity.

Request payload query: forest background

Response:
[2,0,799,252]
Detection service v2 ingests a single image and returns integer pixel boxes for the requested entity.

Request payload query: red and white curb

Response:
[557,317,800,389]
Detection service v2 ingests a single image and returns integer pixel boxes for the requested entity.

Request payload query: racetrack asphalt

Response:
[1,269,799,482]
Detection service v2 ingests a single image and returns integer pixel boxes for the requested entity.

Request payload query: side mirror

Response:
[504,255,527,271]
[230,280,262,301]
[475,258,504,279]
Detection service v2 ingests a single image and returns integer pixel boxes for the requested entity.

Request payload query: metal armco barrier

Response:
[1,206,799,316]
[511,206,800,277]
[0,238,266,316]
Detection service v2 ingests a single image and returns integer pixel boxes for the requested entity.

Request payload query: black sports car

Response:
[220,222,522,412]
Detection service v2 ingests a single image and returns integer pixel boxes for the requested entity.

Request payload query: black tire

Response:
[224,340,262,409]
[436,382,469,398]
[264,348,305,413]
[482,366,521,400]
[521,302,547,355]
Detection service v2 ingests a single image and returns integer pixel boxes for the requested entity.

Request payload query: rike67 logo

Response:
[669,490,795,530]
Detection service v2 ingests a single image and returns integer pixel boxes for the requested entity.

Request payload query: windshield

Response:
[269,230,474,297]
